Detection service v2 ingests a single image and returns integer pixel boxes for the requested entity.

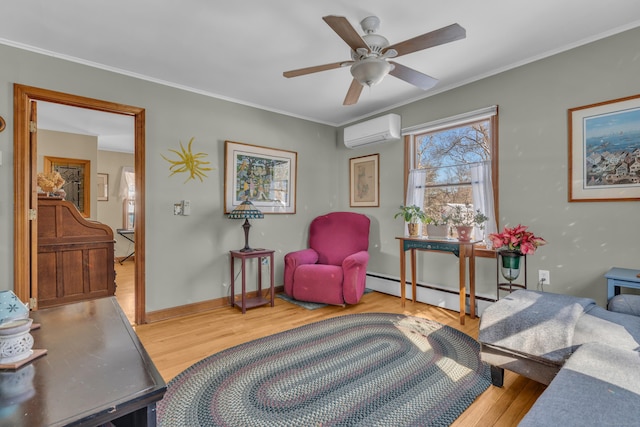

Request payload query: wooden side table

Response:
[605,267,640,301]
[230,249,275,314]
[396,237,478,325]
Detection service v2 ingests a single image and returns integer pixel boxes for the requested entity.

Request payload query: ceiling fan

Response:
[283,15,466,106]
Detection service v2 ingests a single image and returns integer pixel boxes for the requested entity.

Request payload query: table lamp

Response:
[228,200,264,252]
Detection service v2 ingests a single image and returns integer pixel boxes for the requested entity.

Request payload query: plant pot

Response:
[455,225,473,241]
[426,224,448,239]
[407,223,420,237]
[500,250,522,281]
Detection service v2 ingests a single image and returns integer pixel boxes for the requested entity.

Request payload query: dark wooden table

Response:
[0,297,166,426]
[230,249,275,314]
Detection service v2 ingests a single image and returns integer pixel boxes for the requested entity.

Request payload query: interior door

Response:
[29,101,38,305]
[13,84,148,324]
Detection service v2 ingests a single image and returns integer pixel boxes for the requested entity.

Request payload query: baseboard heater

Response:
[365,273,495,316]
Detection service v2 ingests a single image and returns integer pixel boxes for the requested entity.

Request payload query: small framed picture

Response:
[97,173,109,201]
[349,154,379,207]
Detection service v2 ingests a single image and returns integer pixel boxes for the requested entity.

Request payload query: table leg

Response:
[399,240,406,307]
[459,244,466,325]
[229,255,235,307]
[257,256,263,299]
[607,280,616,300]
[269,253,275,307]
[410,248,417,303]
[469,244,476,319]
[241,258,246,314]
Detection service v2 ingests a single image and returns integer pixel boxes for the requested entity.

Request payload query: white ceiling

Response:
[3,0,640,145]
[37,101,135,153]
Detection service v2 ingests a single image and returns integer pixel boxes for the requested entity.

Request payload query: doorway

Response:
[13,84,148,324]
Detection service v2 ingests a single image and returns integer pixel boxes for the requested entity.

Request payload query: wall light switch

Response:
[182,200,191,216]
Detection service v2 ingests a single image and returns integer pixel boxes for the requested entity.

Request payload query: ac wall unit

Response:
[343,114,401,149]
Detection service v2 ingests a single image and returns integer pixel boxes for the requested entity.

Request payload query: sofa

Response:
[478,290,640,425]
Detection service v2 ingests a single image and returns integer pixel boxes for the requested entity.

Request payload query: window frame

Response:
[402,107,499,246]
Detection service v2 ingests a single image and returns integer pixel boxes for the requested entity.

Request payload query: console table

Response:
[0,297,165,426]
[397,237,479,325]
[230,249,275,314]
[605,267,640,301]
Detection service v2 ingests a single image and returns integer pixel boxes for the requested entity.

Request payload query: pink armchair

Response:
[284,212,370,305]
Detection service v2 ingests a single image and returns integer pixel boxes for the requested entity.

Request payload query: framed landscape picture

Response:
[224,141,297,214]
[349,154,379,207]
[569,94,640,202]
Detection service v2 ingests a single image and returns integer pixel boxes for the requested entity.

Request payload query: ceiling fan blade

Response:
[343,79,363,105]
[283,61,346,78]
[385,23,466,57]
[323,15,369,52]
[389,62,438,90]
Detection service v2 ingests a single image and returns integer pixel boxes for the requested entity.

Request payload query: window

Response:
[119,167,135,230]
[404,106,499,241]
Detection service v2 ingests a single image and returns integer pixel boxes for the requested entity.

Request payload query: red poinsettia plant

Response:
[488,224,546,255]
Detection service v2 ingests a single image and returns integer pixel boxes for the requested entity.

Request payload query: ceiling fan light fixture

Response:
[351,58,391,87]
[283,15,465,105]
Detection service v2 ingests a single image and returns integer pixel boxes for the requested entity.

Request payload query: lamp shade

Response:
[228,200,264,220]
[228,200,263,252]
[351,58,392,87]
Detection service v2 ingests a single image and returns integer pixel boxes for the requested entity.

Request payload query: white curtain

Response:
[404,169,428,234]
[119,166,135,200]
[471,161,497,243]
[406,169,428,208]
[407,164,496,243]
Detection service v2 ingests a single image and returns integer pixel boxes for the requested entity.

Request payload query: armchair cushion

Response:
[293,264,344,305]
[309,212,370,266]
[284,212,370,305]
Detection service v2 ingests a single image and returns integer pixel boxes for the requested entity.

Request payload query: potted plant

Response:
[423,216,449,239]
[488,224,546,255]
[489,224,546,282]
[443,204,488,241]
[394,205,426,237]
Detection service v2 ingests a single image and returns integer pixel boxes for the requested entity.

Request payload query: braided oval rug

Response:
[157,313,491,427]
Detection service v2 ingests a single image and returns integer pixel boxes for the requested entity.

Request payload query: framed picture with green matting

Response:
[224,140,297,214]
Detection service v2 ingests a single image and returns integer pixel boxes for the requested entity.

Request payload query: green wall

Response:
[0,44,337,312]
[338,26,640,305]
[1,25,639,312]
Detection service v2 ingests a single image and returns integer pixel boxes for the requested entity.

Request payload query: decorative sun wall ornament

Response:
[161,137,213,183]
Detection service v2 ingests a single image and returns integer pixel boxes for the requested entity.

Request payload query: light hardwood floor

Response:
[114,260,135,324]
[116,261,544,426]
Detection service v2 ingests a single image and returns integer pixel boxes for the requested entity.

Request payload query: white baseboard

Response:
[366,273,493,317]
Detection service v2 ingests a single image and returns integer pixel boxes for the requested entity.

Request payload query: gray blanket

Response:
[519,342,640,426]
[479,290,596,362]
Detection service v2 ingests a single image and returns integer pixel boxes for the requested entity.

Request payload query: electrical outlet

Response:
[539,270,550,285]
